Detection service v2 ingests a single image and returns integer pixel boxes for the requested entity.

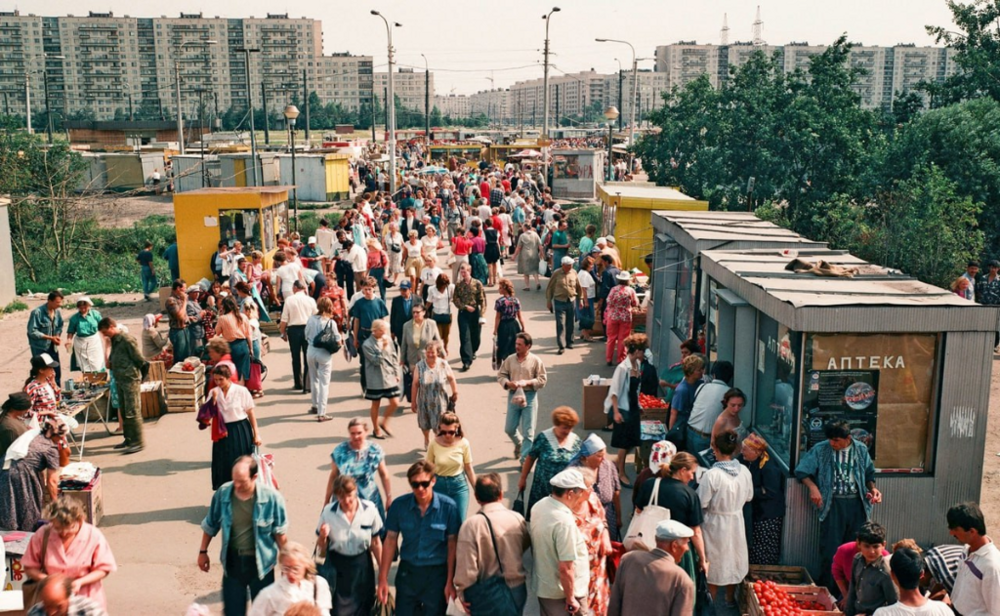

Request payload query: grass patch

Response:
[2,300,28,314]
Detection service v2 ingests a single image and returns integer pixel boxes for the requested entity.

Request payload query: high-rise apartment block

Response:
[654,41,957,109]
[372,68,434,115]
[0,10,411,122]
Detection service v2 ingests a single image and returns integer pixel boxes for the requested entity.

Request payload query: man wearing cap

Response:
[64,297,105,373]
[545,257,583,354]
[608,520,695,616]
[27,290,65,385]
[98,317,146,454]
[389,279,415,343]
[604,236,622,269]
[184,285,207,358]
[530,468,591,615]
[299,236,325,273]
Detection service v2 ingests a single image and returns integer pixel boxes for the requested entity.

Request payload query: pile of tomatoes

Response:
[639,393,668,409]
[752,580,833,614]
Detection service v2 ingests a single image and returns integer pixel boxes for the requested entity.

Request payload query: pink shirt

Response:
[832,541,890,583]
[22,522,117,609]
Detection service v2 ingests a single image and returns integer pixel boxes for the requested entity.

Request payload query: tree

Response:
[430,105,443,127]
[927,0,1000,103]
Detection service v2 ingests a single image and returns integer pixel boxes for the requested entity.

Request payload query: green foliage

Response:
[927,1,1000,104]
[2,300,28,314]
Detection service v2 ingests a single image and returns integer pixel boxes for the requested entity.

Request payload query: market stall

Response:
[598,183,709,274]
[550,149,604,200]
[172,186,291,282]
[697,246,999,574]
[276,152,351,202]
[647,210,825,389]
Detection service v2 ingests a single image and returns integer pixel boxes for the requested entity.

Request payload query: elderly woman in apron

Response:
[63,297,105,373]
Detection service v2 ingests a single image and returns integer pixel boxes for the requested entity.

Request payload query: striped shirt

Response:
[925,544,967,593]
[832,446,859,496]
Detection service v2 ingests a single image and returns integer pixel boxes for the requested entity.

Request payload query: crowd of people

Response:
[2,156,997,616]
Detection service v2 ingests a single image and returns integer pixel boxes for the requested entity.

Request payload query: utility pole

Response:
[421,53,430,145]
[542,7,560,182]
[384,86,388,130]
[236,47,260,187]
[371,10,401,196]
[42,68,54,144]
[554,84,560,130]
[371,82,376,142]
[302,68,310,146]
[174,58,184,153]
[1,92,8,116]
[617,67,624,131]
[24,71,32,134]
[261,81,270,145]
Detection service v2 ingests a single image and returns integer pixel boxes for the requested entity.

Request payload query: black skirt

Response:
[485,243,502,264]
[364,386,400,401]
[321,549,376,616]
[496,319,521,364]
[611,376,642,450]
[211,418,255,490]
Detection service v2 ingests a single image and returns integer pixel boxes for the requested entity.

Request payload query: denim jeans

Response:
[553,299,575,350]
[505,389,538,461]
[222,552,274,616]
[140,265,157,296]
[435,474,470,522]
[395,562,448,616]
[307,348,333,417]
[686,426,712,455]
[458,310,481,366]
[169,327,191,362]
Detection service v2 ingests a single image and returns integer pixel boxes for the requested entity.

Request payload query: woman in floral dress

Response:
[411,341,458,449]
[517,406,581,519]
[492,279,526,365]
[325,418,393,521]
[574,466,611,616]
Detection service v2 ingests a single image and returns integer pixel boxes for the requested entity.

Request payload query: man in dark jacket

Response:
[390,280,415,342]
[99,317,146,454]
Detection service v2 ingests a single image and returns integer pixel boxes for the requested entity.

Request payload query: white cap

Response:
[606,235,616,244]
[616,271,632,282]
[76,296,94,306]
[549,468,587,489]
[308,236,317,244]
[561,256,575,266]
[655,520,694,540]
[596,236,607,246]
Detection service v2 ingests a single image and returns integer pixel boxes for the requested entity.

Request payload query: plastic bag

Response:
[254,449,280,491]
[537,259,548,277]
[446,597,469,616]
[512,386,527,408]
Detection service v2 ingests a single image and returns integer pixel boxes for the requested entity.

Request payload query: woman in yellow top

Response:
[425,412,476,522]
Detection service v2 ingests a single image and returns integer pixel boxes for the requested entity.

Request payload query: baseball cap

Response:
[549,468,587,489]
[399,280,412,289]
[31,353,60,370]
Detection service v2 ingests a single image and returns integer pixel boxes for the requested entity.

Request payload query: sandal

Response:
[619,477,633,489]
[379,423,394,437]
[317,416,332,423]
[372,432,386,440]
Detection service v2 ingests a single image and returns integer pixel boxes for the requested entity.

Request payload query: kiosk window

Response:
[672,249,694,339]
[219,209,261,250]
[802,333,939,473]
[754,314,800,468]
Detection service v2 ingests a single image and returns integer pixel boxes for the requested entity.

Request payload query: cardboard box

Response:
[582,378,611,430]
[60,470,103,526]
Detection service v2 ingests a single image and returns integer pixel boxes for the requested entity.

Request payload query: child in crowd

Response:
[845,522,898,616]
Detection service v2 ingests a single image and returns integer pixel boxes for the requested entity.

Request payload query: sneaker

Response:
[557,348,564,355]
[514,443,521,459]
[124,444,144,455]
[308,406,318,414]
[113,440,131,450]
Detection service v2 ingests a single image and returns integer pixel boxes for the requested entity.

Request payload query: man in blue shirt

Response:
[668,354,705,436]
[378,460,460,616]
[199,456,288,616]
[162,238,180,283]
[26,290,65,386]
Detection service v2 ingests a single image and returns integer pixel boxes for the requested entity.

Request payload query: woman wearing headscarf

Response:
[571,433,622,541]
[0,415,67,531]
[573,466,612,616]
[0,393,32,460]
[141,314,173,366]
[740,432,785,565]
[64,297,105,373]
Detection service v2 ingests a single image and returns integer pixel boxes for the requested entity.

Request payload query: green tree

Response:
[927,0,1000,103]
[430,105,443,127]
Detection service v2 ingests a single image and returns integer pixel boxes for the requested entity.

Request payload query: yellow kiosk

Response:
[598,182,708,273]
[173,187,291,282]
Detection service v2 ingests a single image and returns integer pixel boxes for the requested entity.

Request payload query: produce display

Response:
[638,393,668,409]
[751,580,835,614]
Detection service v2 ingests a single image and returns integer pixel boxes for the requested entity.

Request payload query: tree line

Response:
[635,2,1000,289]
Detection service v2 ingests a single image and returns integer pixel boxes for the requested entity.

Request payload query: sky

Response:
[22,0,959,94]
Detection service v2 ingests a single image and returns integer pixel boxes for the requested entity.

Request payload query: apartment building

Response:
[373,68,434,114]
[0,10,397,122]
[433,93,471,118]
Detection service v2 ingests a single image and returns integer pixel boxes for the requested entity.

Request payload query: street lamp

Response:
[613,58,624,131]
[596,38,637,172]
[541,6,561,185]
[175,39,217,155]
[372,10,402,196]
[283,104,300,232]
[603,105,619,182]
[420,53,430,148]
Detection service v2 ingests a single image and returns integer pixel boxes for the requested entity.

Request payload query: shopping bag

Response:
[537,259,547,277]
[446,597,469,616]
[623,478,670,551]
[371,592,395,616]
[511,490,526,517]
[512,386,527,408]
[253,448,280,491]
[491,336,501,371]
[246,359,264,392]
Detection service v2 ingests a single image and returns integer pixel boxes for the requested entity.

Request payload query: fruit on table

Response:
[639,393,668,409]
[752,579,834,614]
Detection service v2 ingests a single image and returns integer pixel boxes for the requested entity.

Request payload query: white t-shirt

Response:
[578,269,596,299]
[687,380,730,433]
[872,601,954,616]
[420,267,442,290]
[348,245,368,273]
[427,284,455,316]
[212,383,254,423]
[952,540,1000,616]
[275,263,302,297]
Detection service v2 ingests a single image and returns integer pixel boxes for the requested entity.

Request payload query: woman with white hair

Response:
[248,541,332,616]
[361,320,401,439]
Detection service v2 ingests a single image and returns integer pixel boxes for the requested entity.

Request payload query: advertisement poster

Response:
[801,370,879,456]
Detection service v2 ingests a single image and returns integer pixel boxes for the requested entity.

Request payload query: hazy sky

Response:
[25,0,959,94]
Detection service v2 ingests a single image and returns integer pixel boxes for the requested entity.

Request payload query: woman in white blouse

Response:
[316,475,383,615]
[249,541,333,616]
[209,364,262,491]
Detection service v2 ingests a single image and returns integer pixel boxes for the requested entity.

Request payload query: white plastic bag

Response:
[254,449,280,491]
[623,478,671,551]
[512,386,528,408]
[537,259,547,277]
[446,597,469,616]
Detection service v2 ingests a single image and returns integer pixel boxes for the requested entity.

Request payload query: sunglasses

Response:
[410,480,432,489]
[439,430,457,436]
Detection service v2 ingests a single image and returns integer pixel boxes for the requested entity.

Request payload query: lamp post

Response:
[372,10,402,197]
[603,105,619,182]
[175,40,216,155]
[541,7,560,185]
[284,104,300,232]
[596,38,637,172]
[420,53,430,148]
[613,58,624,131]
[235,47,261,186]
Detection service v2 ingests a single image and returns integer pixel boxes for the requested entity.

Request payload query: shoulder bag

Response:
[21,526,51,608]
[623,478,671,551]
[313,319,342,354]
[462,512,519,616]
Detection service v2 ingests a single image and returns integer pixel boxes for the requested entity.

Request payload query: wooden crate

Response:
[145,360,167,384]
[746,565,815,586]
[166,363,206,413]
[742,583,840,616]
[140,382,165,419]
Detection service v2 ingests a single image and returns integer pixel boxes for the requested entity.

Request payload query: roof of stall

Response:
[652,210,825,254]
[700,248,1000,333]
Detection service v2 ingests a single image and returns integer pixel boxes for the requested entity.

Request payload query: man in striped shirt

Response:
[921,544,966,600]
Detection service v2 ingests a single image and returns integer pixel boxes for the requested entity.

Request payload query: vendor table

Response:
[57,387,116,461]
[1,529,33,592]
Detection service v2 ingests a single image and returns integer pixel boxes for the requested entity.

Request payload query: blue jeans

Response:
[553,299,575,350]
[686,426,712,455]
[222,552,274,616]
[229,338,251,383]
[505,389,538,461]
[140,265,157,296]
[435,474,470,522]
[169,327,191,362]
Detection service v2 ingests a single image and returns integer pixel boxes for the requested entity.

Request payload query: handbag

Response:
[623,478,671,551]
[463,512,519,615]
[313,319,342,354]
[511,490,526,517]
[21,527,50,608]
